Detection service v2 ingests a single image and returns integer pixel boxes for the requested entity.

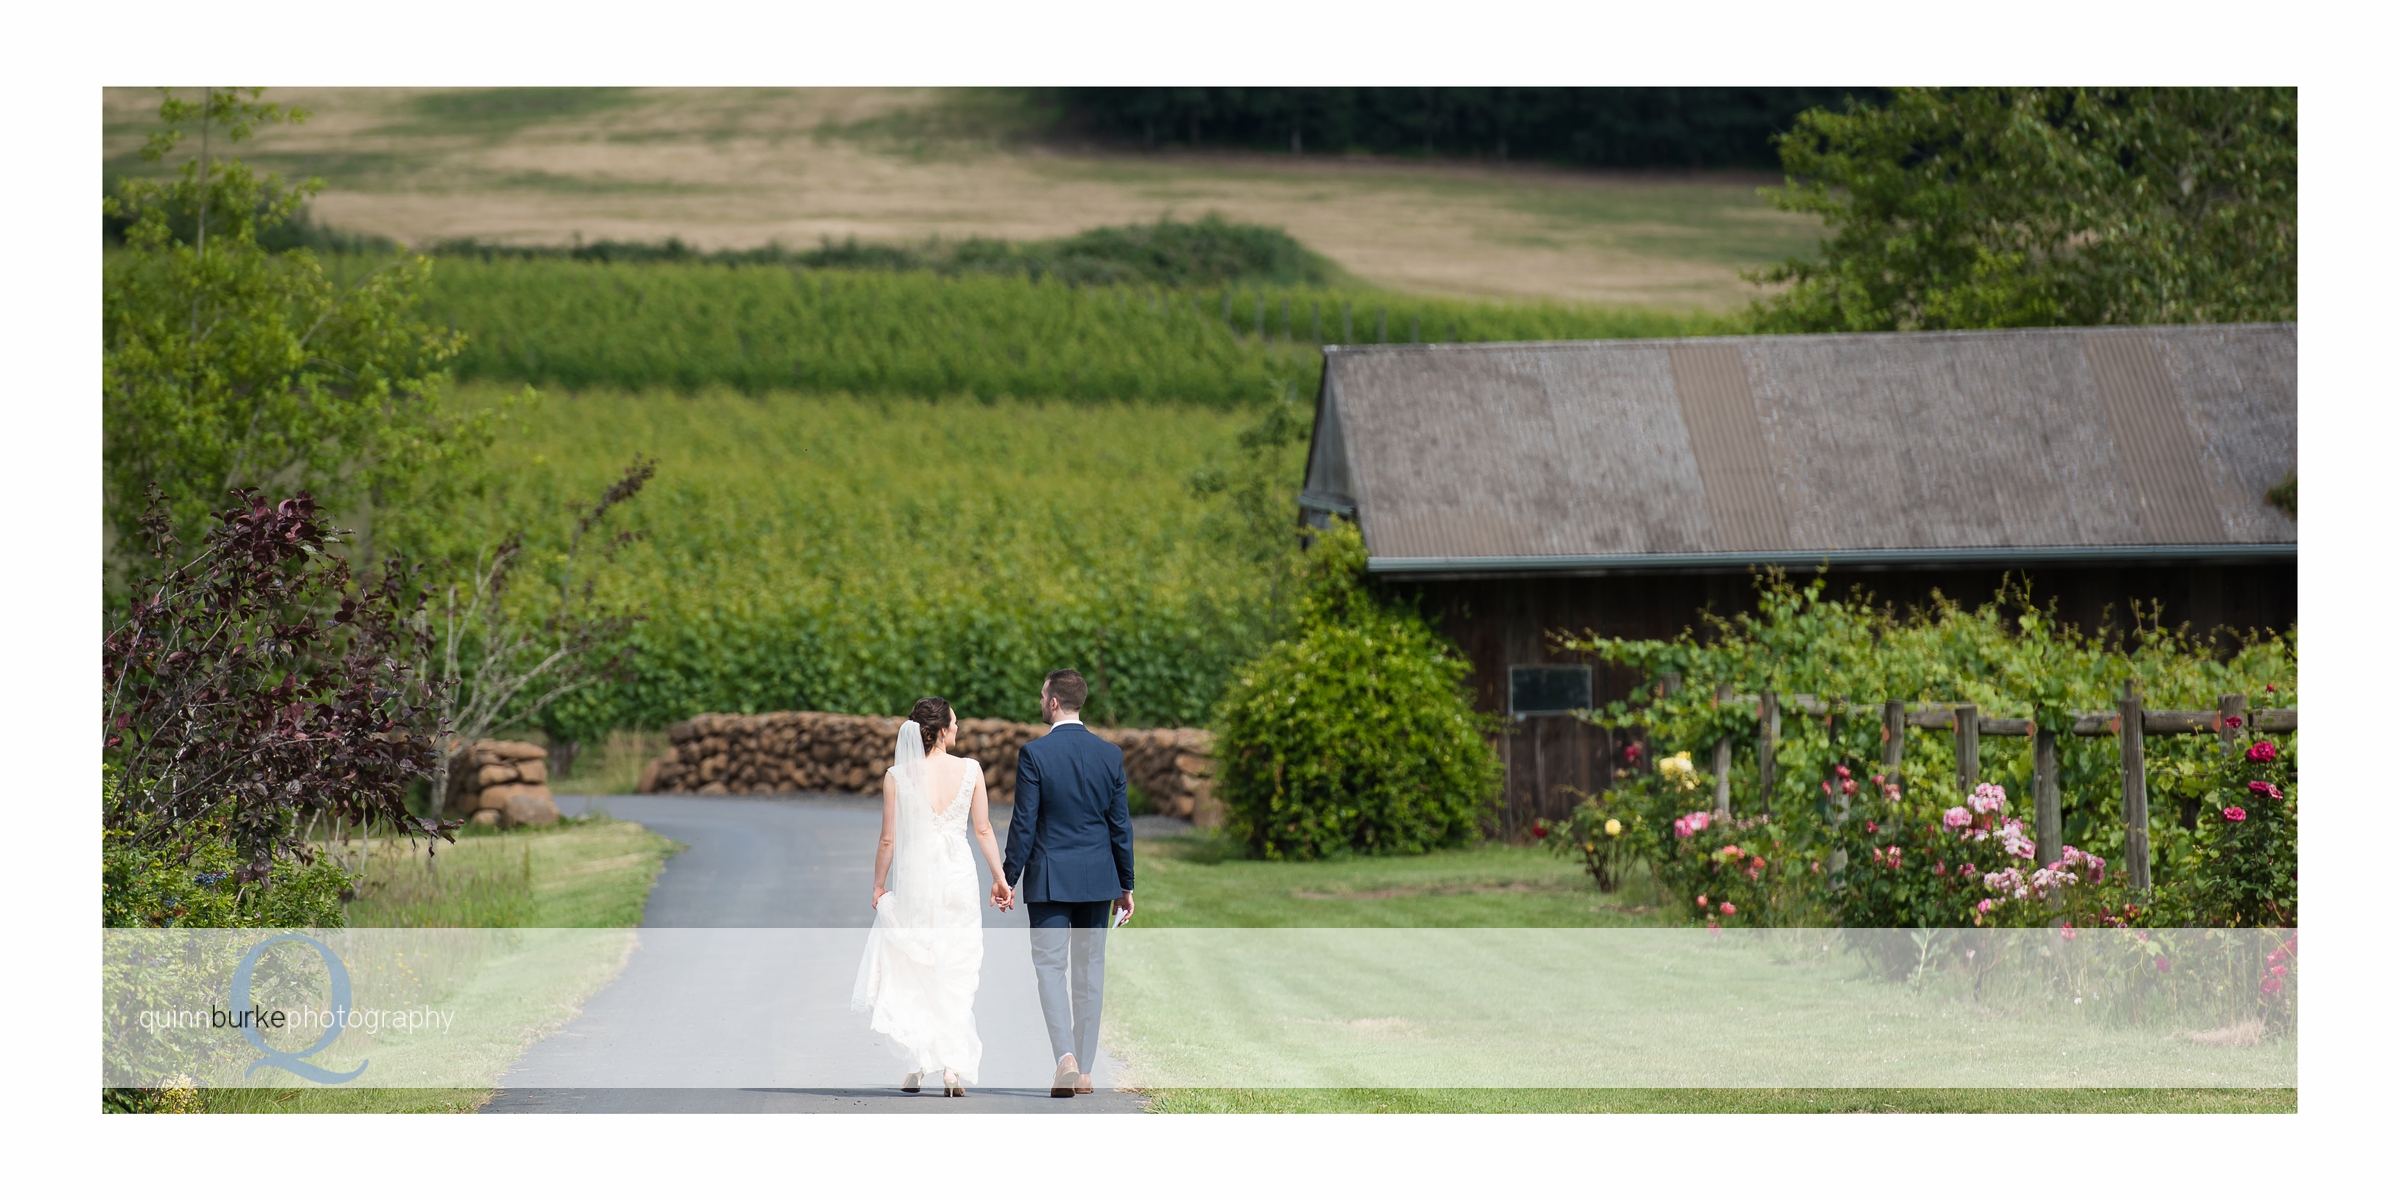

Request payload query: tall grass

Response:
[450,385,1276,739]
[392,256,1732,402]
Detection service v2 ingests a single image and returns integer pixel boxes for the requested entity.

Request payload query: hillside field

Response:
[448,382,1280,738]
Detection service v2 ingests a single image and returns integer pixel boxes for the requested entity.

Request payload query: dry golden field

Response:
[101,86,1823,308]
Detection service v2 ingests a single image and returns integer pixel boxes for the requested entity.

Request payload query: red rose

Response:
[1533,822,1549,839]
[2246,741,2278,763]
[2222,806,2247,822]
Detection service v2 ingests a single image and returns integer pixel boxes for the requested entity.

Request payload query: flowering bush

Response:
[1545,777,1663,892]
[2166,731,2298,927]
[1830,780,2125,928]
[1647,807,1823,927]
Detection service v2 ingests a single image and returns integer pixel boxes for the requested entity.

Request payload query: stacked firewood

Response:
[440,739,559,827]
[639,711,1218,825]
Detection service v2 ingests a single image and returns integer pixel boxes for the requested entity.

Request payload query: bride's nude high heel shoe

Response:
[943,1070,965,1097]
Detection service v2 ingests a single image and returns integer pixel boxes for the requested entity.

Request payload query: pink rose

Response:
[2260,976,2283,995]
[2155,957,2171,973]
[2271,964,2287,978]
[2222,806,2247,822]
[1720,902,1736,915]
[1976,899,1994,914]
[2246,741,2277,763]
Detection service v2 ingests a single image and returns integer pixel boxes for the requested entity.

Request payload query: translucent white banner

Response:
[102,927,2296,1090]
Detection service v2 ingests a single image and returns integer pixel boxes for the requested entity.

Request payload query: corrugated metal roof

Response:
[1301,324,2297,574]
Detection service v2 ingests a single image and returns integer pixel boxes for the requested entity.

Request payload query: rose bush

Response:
[1544,781,1657,892]
[2162,730,2298,927]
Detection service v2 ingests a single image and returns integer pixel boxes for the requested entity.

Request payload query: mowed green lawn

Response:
[1123,835,2296,1115]
[1131,835,1674,928]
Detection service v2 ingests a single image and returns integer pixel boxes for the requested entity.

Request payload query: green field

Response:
[393,255,1727,402]
[451,382,1280,734]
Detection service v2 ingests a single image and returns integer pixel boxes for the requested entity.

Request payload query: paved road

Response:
[481,793,1161,1114]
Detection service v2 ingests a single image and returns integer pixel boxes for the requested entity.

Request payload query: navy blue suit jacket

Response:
[1003,722,1136,904]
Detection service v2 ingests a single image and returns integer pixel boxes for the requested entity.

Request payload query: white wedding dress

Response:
[850,723,985,1083]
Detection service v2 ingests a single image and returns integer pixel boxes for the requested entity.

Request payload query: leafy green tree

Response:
[1750,88,2296,332]
[103,87,495,581]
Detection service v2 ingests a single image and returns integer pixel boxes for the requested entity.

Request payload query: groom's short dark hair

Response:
[1044,670,1089,711]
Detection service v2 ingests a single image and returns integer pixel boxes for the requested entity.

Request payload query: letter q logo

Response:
[230,934,367,1084]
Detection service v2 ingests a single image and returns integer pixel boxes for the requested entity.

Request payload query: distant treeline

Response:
[421,215,1346,289]
[1047,87,1885,169]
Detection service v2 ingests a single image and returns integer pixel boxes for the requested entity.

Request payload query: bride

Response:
[851,697,1014,1096]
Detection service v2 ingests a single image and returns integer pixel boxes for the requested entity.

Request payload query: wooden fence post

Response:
[1758,691,1780,815]
[1953,704,1979,797]
[2218,694,2247,756]
[1712,684,1733,818]
[1882,699,1905,795]
[2034,727,2061,868]
[2118,679,2152,892]
[1827,697,1849,825]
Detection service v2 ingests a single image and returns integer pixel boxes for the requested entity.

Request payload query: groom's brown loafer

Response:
[1051,1056,1079,1098]
[1075,1074,1094,1094]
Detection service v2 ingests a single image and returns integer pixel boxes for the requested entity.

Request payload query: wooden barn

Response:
[1295,324,2298,833]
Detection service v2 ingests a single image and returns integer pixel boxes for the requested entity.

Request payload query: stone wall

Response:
[638,712,1219,827]
[440,739,560,828]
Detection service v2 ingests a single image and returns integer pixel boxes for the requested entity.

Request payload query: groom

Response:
[1002,669,1135,1098]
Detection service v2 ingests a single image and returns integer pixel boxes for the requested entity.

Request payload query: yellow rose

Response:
[1604,818,1623,837]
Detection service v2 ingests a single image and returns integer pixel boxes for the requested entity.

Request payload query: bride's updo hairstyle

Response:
[908,697,954,752]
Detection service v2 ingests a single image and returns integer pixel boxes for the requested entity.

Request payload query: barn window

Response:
[1508,665,1592,717]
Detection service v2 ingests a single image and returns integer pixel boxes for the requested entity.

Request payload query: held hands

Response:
[990,878,1015,912]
